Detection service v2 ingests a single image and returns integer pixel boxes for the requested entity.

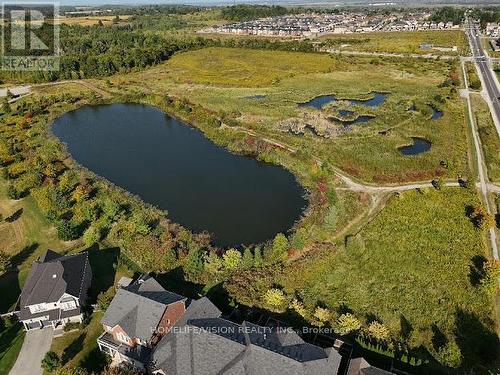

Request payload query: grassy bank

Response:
[471,94,500,182]
[281,188,496,370]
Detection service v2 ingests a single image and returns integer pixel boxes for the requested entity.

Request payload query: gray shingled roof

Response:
[20,250,90,307]
[347,358,395,375]
[150,299,342,375]
[101,277,186,342]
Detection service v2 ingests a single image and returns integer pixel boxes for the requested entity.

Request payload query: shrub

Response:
[436,341,462,368]
[335,313,362,336]
[263,288,287,311]
[204,252,223,275]
[367,321,390,342]
[6,184,21,199]
[290,299,308,319]
[63,322,82,332]
[313,307,331,326]
[83,225,101,247]
[97,288,116,311]
[41,351,61,372]
[56,220,79,241]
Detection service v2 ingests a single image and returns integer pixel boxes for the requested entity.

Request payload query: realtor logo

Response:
[1,1,59,71]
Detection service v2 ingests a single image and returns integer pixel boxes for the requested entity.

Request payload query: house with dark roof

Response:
[97,275,188,369]
[18,250,92,331]
[98,275,344,374]
[347,357,396,375]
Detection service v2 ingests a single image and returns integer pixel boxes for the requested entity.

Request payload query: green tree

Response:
[57,220,79,241]
[184,248,205,281]
[204,252,223,275]
[241,247,254,269]
[335,313,362,336]
[83,225,101,247]
[41,351,61,372]
[97,288,116,311]
[266,233,289,264]
[223,249,242,270]
[263,288,286,311]
[253,246,263,267]
[436,341,462,368]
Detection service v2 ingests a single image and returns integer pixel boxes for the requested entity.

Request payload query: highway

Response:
[466,21,500,136]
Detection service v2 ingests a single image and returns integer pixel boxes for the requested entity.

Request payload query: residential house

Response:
[99,275,344,374]
[97,275,188,369]
[347,357,395,375]
[18,250,92,331]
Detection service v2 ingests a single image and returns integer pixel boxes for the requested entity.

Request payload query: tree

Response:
[41,351,61,372]
[436,341,462,368]
[83,225,101,247]
[266,233,289,264]
[204,252,223,275]
[253,246,263,267]
[0,251,10,274]
[6,184,21,200]
[469,204,494,230]
[367,321,390,342]
[263,288,286,311]
[290,299,308,319]
[57,220,79,241]
[97,288,116,311]
[184,247,205,282]
[223,249,242,270]
[241,247,254,269]
[1,99,10,114]
[335,313,362,336]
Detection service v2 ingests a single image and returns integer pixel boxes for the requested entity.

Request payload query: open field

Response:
[320,30,468,55]
[112,47,469,184]
[52,15,132,26]
[281,188,497,370]
[471,94,500,182]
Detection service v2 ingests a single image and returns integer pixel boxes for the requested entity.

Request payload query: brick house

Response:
[97,275,187,369]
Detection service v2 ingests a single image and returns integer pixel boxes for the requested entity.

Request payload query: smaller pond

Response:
[431,108,443,120]
[338,109,355,117]
[246,95,267,100]
[398,137,432,156]
[299,92,387,110]
[332,115,375,128]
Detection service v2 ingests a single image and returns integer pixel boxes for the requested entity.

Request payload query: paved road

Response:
[10,329,54,375]
[466,22,500,137]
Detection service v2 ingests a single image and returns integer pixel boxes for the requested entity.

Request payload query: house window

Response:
[117,332,131,345]
[60,300,76,311]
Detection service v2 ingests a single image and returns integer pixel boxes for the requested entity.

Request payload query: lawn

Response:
[0,324,25,375]
[320,30,468,55]
[471,93,500,182]
[0,177,76,313]
[112,47,470,184]
[281,188,496,369]
[49,311,107,374]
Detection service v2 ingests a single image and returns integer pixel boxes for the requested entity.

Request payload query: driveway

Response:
[10,328,54,375]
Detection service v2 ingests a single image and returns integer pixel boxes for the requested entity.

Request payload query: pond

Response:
[431,107,443,120]
[299,92,387,110]
[398,137,432,156]
[52,104,306,247]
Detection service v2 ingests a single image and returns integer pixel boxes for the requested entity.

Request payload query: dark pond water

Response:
[340,115,375,127]
[398,137,432,156]
[299,92,387,110]
[52,104,306,247]
[338,109,354,117]
[431,108,443,120]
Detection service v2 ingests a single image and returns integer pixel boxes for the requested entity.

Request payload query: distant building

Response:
[98,275,344,374]
[18,250,92,331]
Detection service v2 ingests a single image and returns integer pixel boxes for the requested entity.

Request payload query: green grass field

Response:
[281,188,496,369]
[471,94,500,182]
[320,30,468,56]
[112,47,469,184]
